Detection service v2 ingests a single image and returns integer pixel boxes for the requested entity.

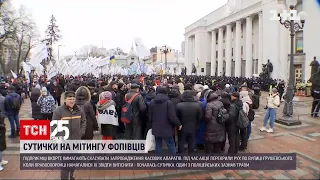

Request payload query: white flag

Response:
[29,43,48,66]
[11,70,18,79]
[134,38,151,59]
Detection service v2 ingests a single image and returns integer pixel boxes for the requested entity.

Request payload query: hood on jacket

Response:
[241,95,252,104]
[168,88,180,98]
[232,99,243,109]
[204,89,213,102]
[194,84,204,93]
[145,91,156,100]
[181,90,195,102]
[207,92,219,102]
[75,86,91,105]
[153,93,169,104]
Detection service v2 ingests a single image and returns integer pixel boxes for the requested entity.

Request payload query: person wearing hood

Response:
[239,91,252,151]
[149,86,182,154]
[168,85,181,108]
[75,86,98,140]
[31,84,42,120]
[176,90,202,153]
[124,84,147,140]
[37,87,56,121]
[227,92,242,153]
[260,88,280,133]
[204,91,225,153]
[97,91,119,140]
[4,86,22,138]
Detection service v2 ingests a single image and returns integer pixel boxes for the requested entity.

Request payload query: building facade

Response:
[184,0,319,81]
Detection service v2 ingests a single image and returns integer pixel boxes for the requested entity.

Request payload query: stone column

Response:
[245,16,253,77]
[211,30,217,76]
[184,37,189,74]
[235,21,242,77]
[258,12,263,74]
[217,27,224,76]
[225,24,232,76]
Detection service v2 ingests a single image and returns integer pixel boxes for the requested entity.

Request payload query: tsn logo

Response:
[20,120,70,140]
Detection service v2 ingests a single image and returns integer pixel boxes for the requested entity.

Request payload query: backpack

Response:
[236,109,249,128]
[121,93,139,124]
[247,108,255,121]
[11,95,21,111]
[217,108,229,123]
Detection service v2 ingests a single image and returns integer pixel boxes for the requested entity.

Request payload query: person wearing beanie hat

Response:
[124,82,146,140]
[52,90,87,180]
[149,86,181,154]
[97,91,118,140]
[115,82,127,133]
[37,87,56,121]
[260,88,280,133]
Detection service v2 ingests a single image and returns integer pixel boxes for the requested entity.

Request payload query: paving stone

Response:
[272,174,291,179]
[309,165,320,172]
[134,173,149,178]
[204,177,213,180]
[257,170,265,174]
[256,174,266,179]
[294,168,308,176]
[210,174,228,179]
[308,132,320,137]
[227,177,235,179]
[237,170,250,175]
[148,172,164,177]
[224,173,233,177]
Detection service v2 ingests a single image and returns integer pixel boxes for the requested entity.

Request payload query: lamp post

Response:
[160,45,171,73]
[276,0,307,125]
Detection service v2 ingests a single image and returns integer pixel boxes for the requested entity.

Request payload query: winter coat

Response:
[196,98,206,145]
[204,93,226,143]
[75,87,98,140]
[168,87,181,108]
[228,99,243,134]
[0,117,6,151]
[124,90,147,140]
[149,93,181,138]
[4,92,21,116]
[176,90,202,134]
[52,104,87,140]
[30,88,42,119]
[97,100,118,137]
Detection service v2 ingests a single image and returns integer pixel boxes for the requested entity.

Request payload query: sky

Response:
[11,0,227,56]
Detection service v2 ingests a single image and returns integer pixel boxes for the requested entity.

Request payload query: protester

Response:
[37,87,55,121]
[52,91,87,180]
[149,86,181,154]
[31,84,42,120]
[4,86,21,138]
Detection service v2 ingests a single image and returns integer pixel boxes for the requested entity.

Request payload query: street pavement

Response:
[0,92,319,179]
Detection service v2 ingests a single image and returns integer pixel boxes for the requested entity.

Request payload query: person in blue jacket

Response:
[196,89,212,150]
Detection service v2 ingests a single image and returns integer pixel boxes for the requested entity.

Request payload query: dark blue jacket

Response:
[196,98,207,145]
[149,94,181,138]
[4,92,21,116]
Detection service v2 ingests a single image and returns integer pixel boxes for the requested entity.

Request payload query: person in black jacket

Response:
[220,92,231,152]
[124,84,147,140]
[0,115,8,171]
[116,83,127,134]
[176,90,202,153]
[149,86,181,154]
[227,92,242,153]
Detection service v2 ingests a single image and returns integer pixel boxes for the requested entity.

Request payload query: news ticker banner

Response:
[20,140,146,154]
[20,153,296,170]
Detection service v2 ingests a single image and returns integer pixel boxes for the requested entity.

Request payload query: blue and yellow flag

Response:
[110,55,115,64]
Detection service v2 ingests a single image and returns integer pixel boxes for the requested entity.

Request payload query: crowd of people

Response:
[0,74,319,178]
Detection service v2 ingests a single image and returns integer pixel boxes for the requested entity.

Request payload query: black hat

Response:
[64,91,75,99]
[156,86,167,94]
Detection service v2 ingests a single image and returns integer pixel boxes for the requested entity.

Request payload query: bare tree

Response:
[44,15,62,60]
[80,45,99,57]
[0,0,19,73]
[10,5,39,72]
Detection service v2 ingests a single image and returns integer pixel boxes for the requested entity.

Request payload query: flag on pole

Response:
[11,70,18,79]
[269,85,273,95]
[110,55,116,64]
[197,58,200,68]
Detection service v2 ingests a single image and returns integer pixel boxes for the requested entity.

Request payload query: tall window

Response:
[223,49,225,57]
[296,31,303,53]
[241,46,243,55]
[216,51,218,58]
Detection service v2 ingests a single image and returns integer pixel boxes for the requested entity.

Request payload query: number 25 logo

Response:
[50,120,70,140]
